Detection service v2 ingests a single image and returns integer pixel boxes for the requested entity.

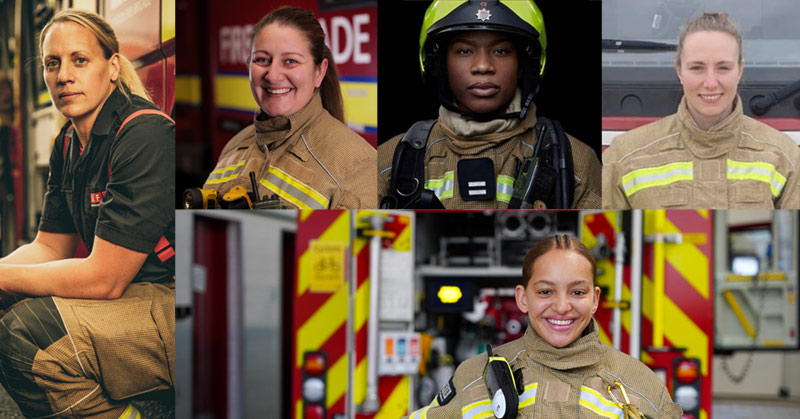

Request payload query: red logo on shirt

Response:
[90,191,106,206]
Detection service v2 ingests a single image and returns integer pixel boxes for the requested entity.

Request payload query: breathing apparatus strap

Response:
[507,116,574,209]
[380,120,445,209]
[383,116,574,209]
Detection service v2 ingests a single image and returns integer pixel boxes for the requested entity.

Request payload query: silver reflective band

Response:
[579,386,624,419]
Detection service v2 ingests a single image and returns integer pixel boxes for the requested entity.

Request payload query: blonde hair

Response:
[676,12,743,66]
[39,9,152,102]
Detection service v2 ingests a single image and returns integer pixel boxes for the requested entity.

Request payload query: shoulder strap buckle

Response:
[381,119,445,209]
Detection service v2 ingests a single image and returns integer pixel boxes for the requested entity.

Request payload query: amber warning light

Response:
[438,286,463,303]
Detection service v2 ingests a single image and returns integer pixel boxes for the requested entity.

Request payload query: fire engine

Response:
[177,209,799,418]
[0,0,175,254]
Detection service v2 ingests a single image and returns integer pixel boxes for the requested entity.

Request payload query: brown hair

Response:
[521,234,596,287]
[39,9,152,102]
[676,12,743,66]
[250,7,344,122]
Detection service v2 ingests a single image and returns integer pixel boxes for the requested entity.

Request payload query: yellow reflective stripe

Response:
[497,175,515,203]
[117,403,140,419]
[621,161,693,196]
[262,166,330,209]
[206,160,246,184]
[726,159,787,197]
[579,386,624,419]
[518,382,538,409]
[461,399,492,419]
[409,405,433,419]
[425,171,455,200]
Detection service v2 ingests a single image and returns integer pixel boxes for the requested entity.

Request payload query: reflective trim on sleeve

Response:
[261,166,330,209]
[206,160,246,184]
[621,161,693,197]
[461,399,492,419]
[727,159,786,197]
[425,171,455,200]
[409,405,433,419]
[518,382,538,409]
[497,175,515,203]
[579,386,624,419]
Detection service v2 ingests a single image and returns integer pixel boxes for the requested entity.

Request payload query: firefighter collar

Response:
[677,94,744,159]
[438,89,526,139]
[524,319,607,371]
[254,91,322,149]
[90,86,128,137]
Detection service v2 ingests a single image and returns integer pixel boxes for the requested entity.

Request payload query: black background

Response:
[377,0,601,159]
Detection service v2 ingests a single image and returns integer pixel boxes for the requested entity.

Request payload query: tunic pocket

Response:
[658,186,689,208]
[732,184,774,209]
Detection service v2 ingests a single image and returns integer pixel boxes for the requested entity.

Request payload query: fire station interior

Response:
[176,209,800,419]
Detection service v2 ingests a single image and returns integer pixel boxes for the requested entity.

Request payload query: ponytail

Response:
[117,55,152,102]
[320,45,344,122]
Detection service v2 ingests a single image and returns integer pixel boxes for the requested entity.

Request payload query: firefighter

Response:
[408,235,682,419]
[201,7,376,209]
[378,0,601,209]
[603,12,800,209]
[0,9,174,418]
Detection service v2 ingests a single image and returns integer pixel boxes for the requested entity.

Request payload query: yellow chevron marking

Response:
[698,210,708,219]
[597,320,612,347]
[296,399,302,419]
[393,221,412,252]
[581,214,598,248]
[296,285,348,367]
[605,211,620,232]
[297,212,350,296]
[663,218,709,299]
[354,358,368,405]
[375,376,410,419]
[701,408,708,419]
[353,235,368,258]
[618,281,654,364]
[664,291,709,376]
[299,210,314,222]
[355,279,370,333]
[328,353,348,408]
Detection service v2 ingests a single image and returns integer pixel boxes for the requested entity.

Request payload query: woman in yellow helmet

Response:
[378,0,602,209]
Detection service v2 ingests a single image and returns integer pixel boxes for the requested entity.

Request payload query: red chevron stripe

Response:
[295,211,345,257]
[585,212,617,248]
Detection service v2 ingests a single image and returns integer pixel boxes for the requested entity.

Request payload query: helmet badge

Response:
[476,8,492,22]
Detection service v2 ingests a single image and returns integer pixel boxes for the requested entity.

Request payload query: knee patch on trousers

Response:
[0,296,67,417]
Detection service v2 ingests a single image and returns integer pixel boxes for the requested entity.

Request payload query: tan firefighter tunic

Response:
[407,321,682,419]
[378,100,602,209]
[603,96,800,209]
[204,92,377,209]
